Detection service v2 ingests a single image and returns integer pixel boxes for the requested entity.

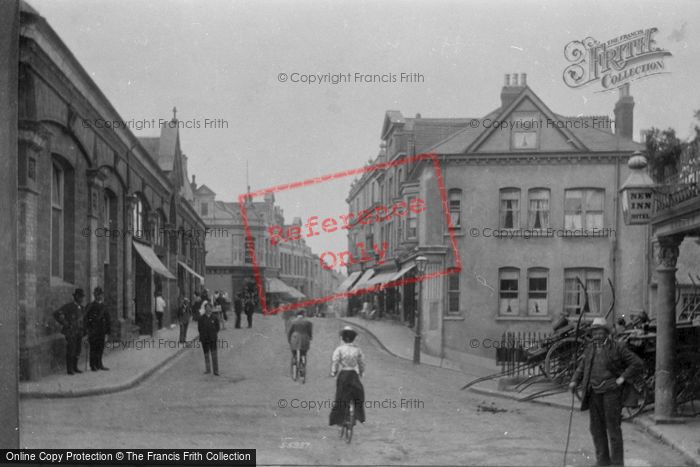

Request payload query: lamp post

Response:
[413,256,428,364]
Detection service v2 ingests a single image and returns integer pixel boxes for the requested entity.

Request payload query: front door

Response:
[134,251,152,335]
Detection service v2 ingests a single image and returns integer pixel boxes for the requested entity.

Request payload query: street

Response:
[20,315,690,466]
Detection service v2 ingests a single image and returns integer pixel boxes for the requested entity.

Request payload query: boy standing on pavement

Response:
[154,291,166,330]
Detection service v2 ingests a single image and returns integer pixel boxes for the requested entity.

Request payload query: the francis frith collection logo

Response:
[563,27,672,91]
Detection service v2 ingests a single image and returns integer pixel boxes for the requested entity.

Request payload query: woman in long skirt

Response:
[329,326,366,426]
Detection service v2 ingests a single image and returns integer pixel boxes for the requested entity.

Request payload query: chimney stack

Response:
[501,72,526,110]
[191,174,197,191]
[614,83,634,139]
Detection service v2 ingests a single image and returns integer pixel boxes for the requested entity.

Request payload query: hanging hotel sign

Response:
[621,188,654,225]
[563,28,672,91]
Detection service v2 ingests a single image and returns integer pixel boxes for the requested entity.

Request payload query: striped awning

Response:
[350,269,375,292]
[335,271,362,293]
[366,269,398,287]
[392,263,416,281]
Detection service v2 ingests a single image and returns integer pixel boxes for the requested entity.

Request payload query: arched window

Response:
[51,161,65,278]
[131,196,145,238]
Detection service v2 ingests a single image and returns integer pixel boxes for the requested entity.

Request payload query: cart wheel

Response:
[544,337,582,382]
[622,382,650,421]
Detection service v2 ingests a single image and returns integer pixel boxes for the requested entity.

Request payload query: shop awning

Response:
[336,271,362,293]
[366,269,398,287]
[284,285,306,299]
[267,277,291,294]
[350,269,375,292]
[392,263,416,282]
[266,277,306,299]
[178,261,204,281]
[133,241,176,280]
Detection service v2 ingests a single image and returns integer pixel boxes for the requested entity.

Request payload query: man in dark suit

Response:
[244,292,255,328]
[287,310,313,364]
[84,286,111,371]
[233,292,243,329]
[53,288,86,375]
[569,317,643,467]
[197,302,220,375]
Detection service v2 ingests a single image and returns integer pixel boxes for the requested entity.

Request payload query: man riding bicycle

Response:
[288,310,313,368]
[329,326,366,428]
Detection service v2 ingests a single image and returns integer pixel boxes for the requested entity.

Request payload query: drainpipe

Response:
[612,155,621,323]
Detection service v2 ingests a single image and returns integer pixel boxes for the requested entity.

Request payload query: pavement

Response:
[19,313,700,466]
[20,323,199,398]
[337,316,497,377]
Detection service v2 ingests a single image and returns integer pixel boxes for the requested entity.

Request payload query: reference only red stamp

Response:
[239,152,461,315]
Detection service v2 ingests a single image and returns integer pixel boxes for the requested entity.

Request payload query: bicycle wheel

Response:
[345,402,354,443]
[299,353,306,384]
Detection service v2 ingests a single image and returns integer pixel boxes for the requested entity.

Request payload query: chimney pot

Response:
[512,73,518,86]
[504,74,510,86]
[521,73,527,86]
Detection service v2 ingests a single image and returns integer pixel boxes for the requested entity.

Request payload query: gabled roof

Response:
[425,87,643,155]
[381,111,406,139]
[466,86,587,153]
[195,184,216,196]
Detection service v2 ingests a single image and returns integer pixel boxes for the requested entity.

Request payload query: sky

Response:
[29,0,700,265]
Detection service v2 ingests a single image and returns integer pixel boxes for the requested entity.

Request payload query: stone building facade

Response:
[17,4,205,380]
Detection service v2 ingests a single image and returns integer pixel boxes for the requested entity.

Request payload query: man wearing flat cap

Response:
[569,317,643,467]
[53,288,86,375]
[84,286,111,371]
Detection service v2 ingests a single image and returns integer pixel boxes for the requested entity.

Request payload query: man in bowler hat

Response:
[84,286,111,371]
[569,317,643,466]
[53,288,86,375]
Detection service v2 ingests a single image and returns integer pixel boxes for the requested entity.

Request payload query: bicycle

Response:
[339,399,355,443]
[291,349,306,384]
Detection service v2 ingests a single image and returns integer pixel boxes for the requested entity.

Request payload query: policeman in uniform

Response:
[53,288,86,375]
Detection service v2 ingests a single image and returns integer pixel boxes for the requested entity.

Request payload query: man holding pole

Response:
[569,317,643,467]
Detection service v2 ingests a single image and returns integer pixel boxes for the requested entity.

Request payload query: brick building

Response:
[17,3,205,380]
[194,189,343,311]
[344,73,648,361]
